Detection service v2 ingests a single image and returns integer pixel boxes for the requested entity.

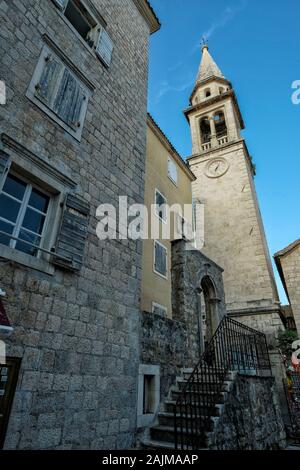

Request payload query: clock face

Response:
[205,158,229,178]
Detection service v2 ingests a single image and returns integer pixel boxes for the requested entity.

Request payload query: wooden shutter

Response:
[53,193,90,271]
[53,69,85,129]
[35,55,63,106]
[0,152,11,185]
[95,27,114,67]
[51,0,68,10]
[155,242,167,277]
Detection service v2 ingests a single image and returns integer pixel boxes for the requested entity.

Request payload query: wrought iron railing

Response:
[174,315,271,450]
[283,372,300,435]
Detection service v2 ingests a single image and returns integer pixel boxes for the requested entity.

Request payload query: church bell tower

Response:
[186,44,283,334]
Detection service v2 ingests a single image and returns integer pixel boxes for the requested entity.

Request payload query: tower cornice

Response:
[184,89,245,130]
[189,76,232,104]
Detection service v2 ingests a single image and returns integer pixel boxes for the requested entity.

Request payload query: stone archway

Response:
[200,275,220,349]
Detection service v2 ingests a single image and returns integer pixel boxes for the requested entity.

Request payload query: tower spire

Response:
[196,44,225,83]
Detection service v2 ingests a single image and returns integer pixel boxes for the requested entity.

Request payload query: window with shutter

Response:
[154,241,167,279]
[96,27,114,67]
[53,193,90,271]
[168,157,178,185]
[27,44,91,141]
[155,189,167,222]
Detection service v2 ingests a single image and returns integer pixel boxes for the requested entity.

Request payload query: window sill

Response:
[0,245,55,276]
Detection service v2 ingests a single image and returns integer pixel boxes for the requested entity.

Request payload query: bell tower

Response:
[186,44,283,334]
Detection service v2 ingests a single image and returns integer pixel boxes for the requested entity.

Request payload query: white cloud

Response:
[155,76,195,103]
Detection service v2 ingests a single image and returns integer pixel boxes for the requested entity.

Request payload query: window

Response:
[51,0,114,67]
[200,117,211,143]
[64,0,96,43]
[143,375,156,414]
[152,302,167,317]
[154,241,167,278]
[155,189,167,222]
[0,172,50,257]
[27,44,92,141]
[205,88,211,98]
[168,157,178,185]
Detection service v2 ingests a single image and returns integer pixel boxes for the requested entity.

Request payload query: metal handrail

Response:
[174,315,271,449]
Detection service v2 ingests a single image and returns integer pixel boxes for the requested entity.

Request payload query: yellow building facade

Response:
[141,114,196,318]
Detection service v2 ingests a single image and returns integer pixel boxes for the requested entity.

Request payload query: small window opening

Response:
[205,89,211,98]
[143,375,155,414]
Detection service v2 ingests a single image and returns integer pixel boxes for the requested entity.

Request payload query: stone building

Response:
[186,45,284,339]
[140,113,196,318]
[275,239,300,334]
[0,0,160,450]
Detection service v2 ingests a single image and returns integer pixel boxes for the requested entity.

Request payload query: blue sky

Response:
[147,0,300,303]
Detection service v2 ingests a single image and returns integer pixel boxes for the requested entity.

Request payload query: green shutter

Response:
[53,69,85,129]
[155,242,167,277]
[35,55,63,106]
[95,27,114,67]
[53,193,90,271]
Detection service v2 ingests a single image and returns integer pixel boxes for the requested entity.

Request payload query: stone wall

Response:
[140,311,188,401]
[0,0,151,449]
[277,243,300,334]
[210,374,286,450]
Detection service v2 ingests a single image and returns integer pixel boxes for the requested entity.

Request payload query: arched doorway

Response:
[199,276,219,351]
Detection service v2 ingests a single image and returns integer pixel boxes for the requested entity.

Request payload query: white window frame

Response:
[153,240,168,280]
[152,302,167,317]
[0,134,77,275]
[168,156,178,186]
[0,170,52,259]
[154,188,167,223]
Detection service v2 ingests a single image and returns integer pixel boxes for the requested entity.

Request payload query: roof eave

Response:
[147,114,196,181]
[132,0,161,34]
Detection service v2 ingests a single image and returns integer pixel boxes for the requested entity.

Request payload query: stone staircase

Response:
[142,367,237,450]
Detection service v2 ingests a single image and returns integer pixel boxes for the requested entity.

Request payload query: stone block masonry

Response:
[0,0,153,449]
[210,374,286,450]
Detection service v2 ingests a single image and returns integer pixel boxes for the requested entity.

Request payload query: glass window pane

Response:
[28,189,49,213]
[0,193,21,223]
[2,174,27,201]
[15,229,41,256]
[0,220,13,247]
[22,208,46,235]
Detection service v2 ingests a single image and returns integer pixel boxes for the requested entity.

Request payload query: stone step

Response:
[176,377,227,392]
[171,389,227,403]
[163,400,223,415]
[141,439,177,450]
[150,425,207,447]
[158,411,214,430]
